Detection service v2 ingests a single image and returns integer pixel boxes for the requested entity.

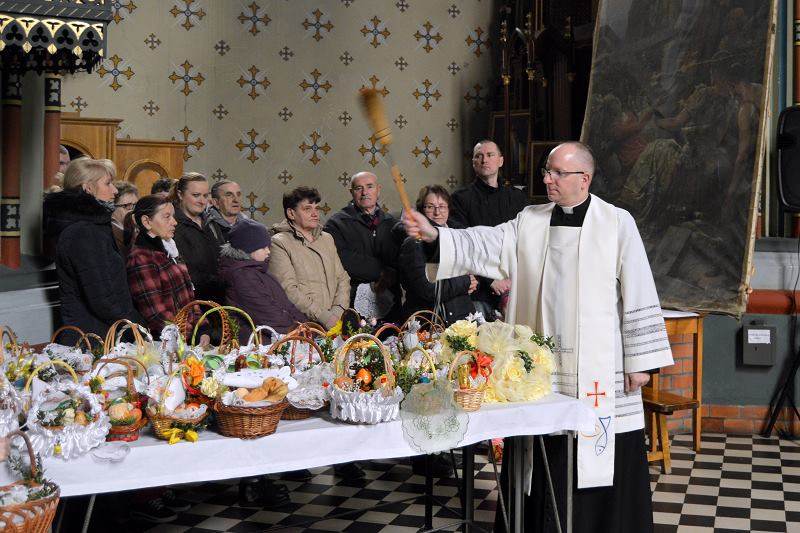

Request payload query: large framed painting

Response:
[581,0,777,314]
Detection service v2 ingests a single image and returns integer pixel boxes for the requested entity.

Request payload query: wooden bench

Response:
[643,312,704,473]
[643,383,700,473]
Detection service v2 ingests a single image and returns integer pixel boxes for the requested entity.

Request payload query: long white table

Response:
[28,393,593,497]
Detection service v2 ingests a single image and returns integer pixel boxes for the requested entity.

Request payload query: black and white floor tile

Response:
[88,433,800,532]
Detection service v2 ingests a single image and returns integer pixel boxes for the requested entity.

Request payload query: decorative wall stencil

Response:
[168,60,204,96]
[413,79,442,111]
[414,21,443,53]
[299,69,332,103]
[361,16,391,48]
[412,136,442,168]
[236,129,270,164]
[61,0,495,223]
[170,0,206,31]
[299,131,332,165]
[303,9,333,42]
[97,54,134,91]
[237,65,270,100]
[465,27,489,57]
[239,2,271,35]
[112,1,137,25]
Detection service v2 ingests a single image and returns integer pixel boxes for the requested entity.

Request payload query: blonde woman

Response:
[43,157,143,338]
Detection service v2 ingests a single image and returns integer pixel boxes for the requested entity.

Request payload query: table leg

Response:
[80,494,96,533]
[461,443,474,533]
[539,436,563,533]
[425,454,433,530]
[567,434,573,533]
[512,437,522,533]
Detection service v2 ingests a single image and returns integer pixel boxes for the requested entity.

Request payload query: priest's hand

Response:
[625,372,650,393]
[490,279,512,295]
[402,210,438,242]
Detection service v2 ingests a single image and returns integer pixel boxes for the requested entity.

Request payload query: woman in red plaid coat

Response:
[127,194,195,338]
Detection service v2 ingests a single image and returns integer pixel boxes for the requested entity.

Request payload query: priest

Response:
[402,141,673,532]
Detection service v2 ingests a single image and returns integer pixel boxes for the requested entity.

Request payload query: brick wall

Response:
[658,334,793,436]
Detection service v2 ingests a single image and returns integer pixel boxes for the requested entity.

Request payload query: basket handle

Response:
[375,323,401,339]
[267,334,325,374]
[50,325,86,347]
[335,333,396,388]
[103,319,147,356]
[247,325,281,347]
[93,355,151,389]
[446,350,488,391]
[403,346,437,378]
[175,299,230,348]
[288,322,328,339]
[401,310,445,334]
[23,359,80,411]
[191,305,254,349]
[5,430,38,481]
[0,325,19,365]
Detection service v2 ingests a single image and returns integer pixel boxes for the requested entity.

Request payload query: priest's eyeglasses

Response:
[541,168,586,179]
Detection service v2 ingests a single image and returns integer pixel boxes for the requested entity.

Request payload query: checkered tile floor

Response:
[88,433,800,532]
[651,433,800,533]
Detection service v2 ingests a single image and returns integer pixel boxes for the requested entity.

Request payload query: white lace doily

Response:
[400,380,468,453]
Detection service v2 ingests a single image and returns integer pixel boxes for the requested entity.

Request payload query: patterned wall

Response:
[61,0,496,224]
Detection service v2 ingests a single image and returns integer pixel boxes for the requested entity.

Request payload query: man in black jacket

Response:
[324,171,400,316]
[450,139,528,319]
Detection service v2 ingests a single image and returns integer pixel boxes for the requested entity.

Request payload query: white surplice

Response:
[426,194,674,489]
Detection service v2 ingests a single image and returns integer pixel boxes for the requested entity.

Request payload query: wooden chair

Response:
[643,372,700,474]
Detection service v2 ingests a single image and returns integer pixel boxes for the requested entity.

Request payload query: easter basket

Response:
[448,350,489,412]
[91,356,150,442]
[25,361,110,459]
[0,430,60,533]
[267,335,326,420]
[329,333,404,424]
[213,398,288,439]
[174,299,232,352]
[146,366,209,440]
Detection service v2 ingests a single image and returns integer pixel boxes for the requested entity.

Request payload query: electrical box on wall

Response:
[742,321,776,366]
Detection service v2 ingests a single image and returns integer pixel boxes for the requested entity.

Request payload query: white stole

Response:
[431,194,619,488]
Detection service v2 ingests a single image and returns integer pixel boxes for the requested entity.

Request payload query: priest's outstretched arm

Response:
[401,210,517,283]
[616,210,675,379]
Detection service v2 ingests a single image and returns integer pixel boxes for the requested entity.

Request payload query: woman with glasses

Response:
[111,181,139,257]
[398,185,477,326]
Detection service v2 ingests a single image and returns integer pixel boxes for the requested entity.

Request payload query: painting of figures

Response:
[582,0,776,314]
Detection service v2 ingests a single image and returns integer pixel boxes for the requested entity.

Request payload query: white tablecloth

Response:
[10,393,594,497]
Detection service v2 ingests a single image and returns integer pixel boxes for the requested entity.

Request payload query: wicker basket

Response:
[22,360,79,412]
[147,367,209,440]
[401,310,445,337]
[0,430,60,533]
[102,319,152,360]
[329,333,403,424]
[92,356,150,442]
[214,399,288,439]
[0,326,22,366]
[267,335,325,420]
[175,300,232,352]
[374,323,402,339]
[447,351,488,412]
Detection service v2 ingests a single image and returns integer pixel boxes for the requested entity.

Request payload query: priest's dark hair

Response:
[473,139,503,157]
[415,185,451,211]
[150,177,174,195]
[282,186,321,216]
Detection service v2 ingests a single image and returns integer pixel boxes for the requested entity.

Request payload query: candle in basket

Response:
[457,364,471,390]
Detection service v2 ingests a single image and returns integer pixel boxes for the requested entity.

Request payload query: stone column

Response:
[43,74,61,191]
[1,71,22,269]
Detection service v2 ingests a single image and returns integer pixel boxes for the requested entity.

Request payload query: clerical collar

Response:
[550,195,591,227]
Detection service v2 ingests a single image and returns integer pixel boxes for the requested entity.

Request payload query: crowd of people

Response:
[42,140,668,532]
[40,139,525,523]
[43,139,525,350]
